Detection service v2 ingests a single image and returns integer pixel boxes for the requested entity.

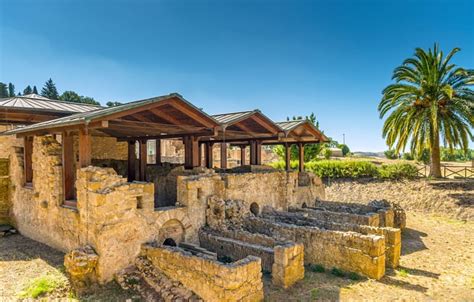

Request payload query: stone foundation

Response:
[243,216,386,279]
[199,228,304,288]
[263,210,401,268]
[142,243,264,302]
[290,206,381,227]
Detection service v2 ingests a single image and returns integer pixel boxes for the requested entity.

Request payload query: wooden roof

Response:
[4,93,220,138]
[0,94,102,124]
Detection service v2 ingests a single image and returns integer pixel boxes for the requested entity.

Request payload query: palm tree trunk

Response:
[430,132,442,178]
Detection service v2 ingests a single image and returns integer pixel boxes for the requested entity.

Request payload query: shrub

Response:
[378,163,418,179]
[402,152,414,160]
[330,267,345,277]
[268,160,299,170]
[309,264,325,273]
[338,144,350,156]
[306,160,378,178]
[348,272,362,280]
[384,149,399,159]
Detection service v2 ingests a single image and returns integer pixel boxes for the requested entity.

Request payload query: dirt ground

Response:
[1,214,473,301]
[264,212,474,301]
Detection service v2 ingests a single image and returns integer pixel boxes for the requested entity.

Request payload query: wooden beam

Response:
[256,141,262,165]
[15,120,107,138]
[220,142,228,169]
[139,140,147,181]
[285,143,291,172]
[240,145,246,166]
[155,139,162,166]
[78,128,91,168]
[166,99,217,128]
[250,141,257,165]
[183,136,199,169]
[298,142,305,172]
[149,108,189,131]
[62,132,76,200]
[116,130,215,142]
[24,136,33,184]
[127,141,136,182]
[205,142,214,169]
[252,114,280,134]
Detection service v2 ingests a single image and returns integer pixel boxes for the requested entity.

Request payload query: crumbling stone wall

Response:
[290,206,381,227]
[263,210,401,268]
[243,216,386,279]
[199,228,304,289]
[142,243,264,302]
[0,159,10,224]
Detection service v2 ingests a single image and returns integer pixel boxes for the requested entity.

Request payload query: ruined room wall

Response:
[264,210,401,269]
[290,207,381,227]
[0,158,10,224]
[243,217,386,279]
[143,244,264,302]
[177,171,325,218]
[9,136,81,251]
[199,228,304,289]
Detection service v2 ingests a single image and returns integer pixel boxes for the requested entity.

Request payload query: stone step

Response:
[116,257,202,302]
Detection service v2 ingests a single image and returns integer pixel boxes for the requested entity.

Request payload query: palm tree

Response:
[378,44,474,177]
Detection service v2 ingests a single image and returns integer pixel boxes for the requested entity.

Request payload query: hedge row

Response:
[269,160,418,179]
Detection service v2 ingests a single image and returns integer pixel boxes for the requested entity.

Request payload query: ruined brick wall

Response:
[290,207,381,227]
[243,216,386,279]
[177,170,325,222]
[0,158,10,224]
[264,210,401,269]
[142,244,264,302]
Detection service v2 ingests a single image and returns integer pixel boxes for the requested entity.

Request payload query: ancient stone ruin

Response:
[0,93,406,301]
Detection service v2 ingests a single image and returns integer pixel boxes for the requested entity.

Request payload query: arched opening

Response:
[250,202,260,216]
[302,202,307,208]
[163,238,177,246]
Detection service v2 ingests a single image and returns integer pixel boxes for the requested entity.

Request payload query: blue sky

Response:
[1,0,473,151]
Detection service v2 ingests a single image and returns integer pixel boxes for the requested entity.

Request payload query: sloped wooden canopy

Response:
[4,93,219,139]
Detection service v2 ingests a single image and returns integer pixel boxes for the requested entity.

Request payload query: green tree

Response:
[338,144,350,156]
[0,83,8,98]
[384,149,399,159]
[59,91,81,103]
[8,83,15,97]
[41,78,59,99]
[378,44,474,177]
[80,96,100,105]
[32,86,38,94]
[106,101,123,107]
[23,85,33,95]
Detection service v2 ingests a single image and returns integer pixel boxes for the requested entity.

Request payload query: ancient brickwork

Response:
[290,206,380,227]
[243,216,386,279]
[263,210,401,268]
[142,243,264,302]
[0,159,9,224]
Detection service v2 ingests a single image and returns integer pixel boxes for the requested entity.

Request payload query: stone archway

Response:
[158,219,186,246]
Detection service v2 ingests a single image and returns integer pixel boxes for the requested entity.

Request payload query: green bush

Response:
[402,152,414,160]
[378,163,418,179]
[384,149,399,159]
[305,160,379,178]
[330,267,346,277]
[309,264,325,273]
[268,160,299,170]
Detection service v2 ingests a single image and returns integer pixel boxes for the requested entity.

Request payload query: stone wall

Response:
[142,243,264,302]
[199,227,304,288]
[243,216,386,279]
[290,206,381,227]
[0,158,10,224]
[263,210,401,268]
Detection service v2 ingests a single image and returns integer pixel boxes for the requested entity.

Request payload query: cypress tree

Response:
[41,78,59,99]
[23,85,33,95]
[8,83,15,97]
[32,86,38,94]
[0,83,8,98]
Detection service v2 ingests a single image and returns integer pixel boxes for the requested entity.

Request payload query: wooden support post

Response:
[63,132,75,200]
[220,142,228,169]
[249,141,257,165]
[240,145,246,166]
[78,128,91,168]
[139,140,147,181]
[285,143,291,172]
[155,139,162,166]
[198,143,202,167]
[256,141,262,165]
[184,136,199,169]
[24,136,33,184]
[298,142,305,172]
[205,142,214,169]
[127,141,136,182]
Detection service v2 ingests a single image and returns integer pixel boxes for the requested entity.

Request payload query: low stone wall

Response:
[263,210,401,268]
[313,200,397,228]
[243,216,386,280]
[142,243,264,302]
[289,206,380,227]
[199,228,304,288]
